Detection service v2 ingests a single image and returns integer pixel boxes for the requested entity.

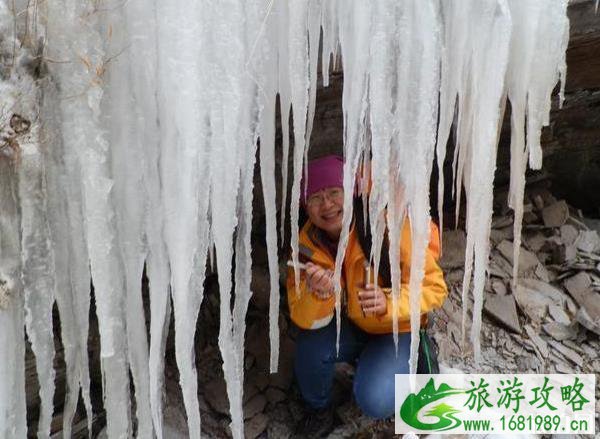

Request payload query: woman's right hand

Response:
[305,262,334,300]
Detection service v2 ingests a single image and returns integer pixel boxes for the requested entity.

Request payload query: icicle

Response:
[156,0,210,435]
[394,0,441,374]
[18,84,57,439]
[259,109,281,374]
[112,0,172,434]
[387,179,406,357]
[0,6,58,437]
[505,0,539,293]
[206,1,263,436]
[304,0,323,148]
[209,113,242,438]
[103,16,154,439]
[436,0,473,238]
[459,0,512,362]
[320,0,338,88]
[40,70,93,439]
[46,0,133,435]
[278,0,292,245]
[0,21,27,427]
[367,0,395,346]
[230,21,261,428]
[333,0,372,352]
[390,0,416,359]
[122,0,172,433]
[206,23,242,439]
[0,159,27,439]
[288,0,310,294]
[505,0,569,294]
[232,154,257,432]
[254,4,281,373]
[0,11,59,435]
[524,1,569,170]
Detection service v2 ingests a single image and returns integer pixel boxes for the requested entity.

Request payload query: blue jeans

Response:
[294,317,411,419]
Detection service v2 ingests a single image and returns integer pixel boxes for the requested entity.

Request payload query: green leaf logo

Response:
[400,378,465,431]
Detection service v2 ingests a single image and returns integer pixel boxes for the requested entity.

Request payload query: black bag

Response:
[353,198,440,374]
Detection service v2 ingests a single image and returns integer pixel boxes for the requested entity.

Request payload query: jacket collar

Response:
[300,220,365,268]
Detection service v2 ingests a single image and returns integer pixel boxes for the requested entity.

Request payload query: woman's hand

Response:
[305,262,334,300]
[358,285,387,317]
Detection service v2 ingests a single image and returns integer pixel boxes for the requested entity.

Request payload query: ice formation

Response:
[0,8,28,433]
[453,1,512,363]
[0,0,569,437]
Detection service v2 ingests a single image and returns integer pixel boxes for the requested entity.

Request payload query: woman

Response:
[287,155,447,436]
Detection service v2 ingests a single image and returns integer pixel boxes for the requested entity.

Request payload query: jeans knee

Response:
[295,330,335,368]
[354,378,394,419]
[294,328,338,409]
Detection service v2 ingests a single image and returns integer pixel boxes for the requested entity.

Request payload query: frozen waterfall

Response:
[0,0,569,437]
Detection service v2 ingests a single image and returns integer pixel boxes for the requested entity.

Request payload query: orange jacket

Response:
[287,220,447,334]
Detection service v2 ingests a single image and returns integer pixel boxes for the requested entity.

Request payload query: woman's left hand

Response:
[358,285,387,317]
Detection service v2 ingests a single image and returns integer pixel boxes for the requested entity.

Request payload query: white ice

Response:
[0,66,27,438]
[41,78,94,437]
[458,0,512,362]
[505,0,569,291]
[156,0,208,436]
[18,82,57,439]
[288,0,311,298]
[45,0,132,436]
[253,0,281,373]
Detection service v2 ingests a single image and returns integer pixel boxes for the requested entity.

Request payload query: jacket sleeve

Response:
[380,221,448,322]
[287,266,336,330]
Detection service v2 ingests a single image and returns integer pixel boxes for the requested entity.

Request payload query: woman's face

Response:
[305,187,344,239]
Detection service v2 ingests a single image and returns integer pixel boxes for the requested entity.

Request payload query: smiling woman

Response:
[287,154,448,437]
[305,187,344,239]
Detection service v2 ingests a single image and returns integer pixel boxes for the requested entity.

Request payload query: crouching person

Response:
[287,155,448,437]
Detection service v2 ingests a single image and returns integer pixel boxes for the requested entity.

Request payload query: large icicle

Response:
[46,0,132,435]
[333,0,372,352]
[208,1,263,436]
[304,0,323,148]
[18,76,57,439]
[232,141,257,435]
[367,0,396,347]
[0,7,59,438]
[254,1,281,373]
[505,0,569,290]
[121,0,172,434]
[0,33,27,433]
[278,0,292,244]
[40,77,94,436]
[207,1,242,435]
[156,0,208,435]
[436,0,474,236]
[259,109,281,373]
[103,3,153,435]
[288,0,311,293]
[460,0,511,362]
[392,0,441,373]
[0,158,27,439]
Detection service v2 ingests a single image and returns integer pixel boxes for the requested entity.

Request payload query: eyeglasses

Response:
[306,188,344,207]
